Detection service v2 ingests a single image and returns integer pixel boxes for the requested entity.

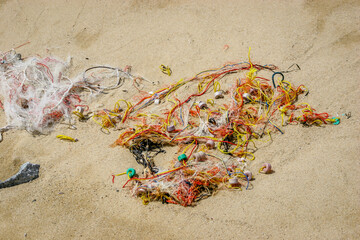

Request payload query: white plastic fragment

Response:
[167,125,175,132]
[198,101,207,109]
[214,90,224,99]
[229,177,239,185]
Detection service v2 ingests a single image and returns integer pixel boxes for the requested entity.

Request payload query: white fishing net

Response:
[0,50,77,134]
[0,50,132,135]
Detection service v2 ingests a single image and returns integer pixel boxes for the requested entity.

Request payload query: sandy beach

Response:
[0,0,359,239]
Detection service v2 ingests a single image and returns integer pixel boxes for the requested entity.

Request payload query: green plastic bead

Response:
[126,168,136,178]
[178,154,187,162]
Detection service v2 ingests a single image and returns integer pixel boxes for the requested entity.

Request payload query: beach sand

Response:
[0,0,359,239]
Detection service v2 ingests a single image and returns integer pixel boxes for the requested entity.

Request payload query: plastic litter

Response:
[259,163,272,174]
[0,50,135,136]
[1,48,338,206]
[108,50,338,206]
[0,162,40,189]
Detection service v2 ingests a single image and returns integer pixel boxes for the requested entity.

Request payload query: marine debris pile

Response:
[106,54,338,206]
[0,48,338,205]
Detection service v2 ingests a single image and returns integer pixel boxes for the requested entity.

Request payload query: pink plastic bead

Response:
[244,170,252,180]
[261,163,272,174]
[206,140,215,149]
[194,151,207,161]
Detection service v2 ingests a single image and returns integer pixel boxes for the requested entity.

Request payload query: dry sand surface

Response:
[0,0,359,239]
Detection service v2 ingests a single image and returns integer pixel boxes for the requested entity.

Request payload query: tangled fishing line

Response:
[0,47,339,207]
[103,50,340,206]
